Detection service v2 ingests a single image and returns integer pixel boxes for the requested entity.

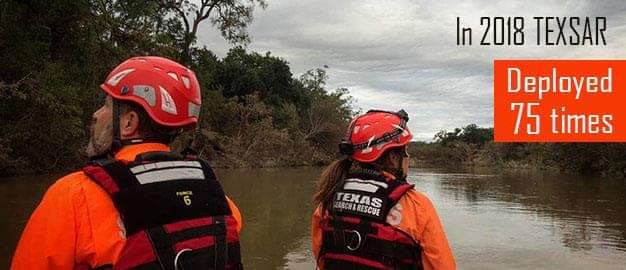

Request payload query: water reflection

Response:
[216,167,320,270]
[2,166,626,269]
[0,174,60,269]
[431,167,626,252]
[414,167,626,269]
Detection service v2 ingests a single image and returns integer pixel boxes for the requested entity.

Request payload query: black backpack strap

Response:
[134,151,185,163]
[99,159,140,190]
[83,159,140,196]
[213,215,227,270]
[382,180,414,216]
[146,226,176,270]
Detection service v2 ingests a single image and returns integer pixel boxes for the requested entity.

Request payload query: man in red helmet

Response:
[12,57,244,269]
[312,110,456,270]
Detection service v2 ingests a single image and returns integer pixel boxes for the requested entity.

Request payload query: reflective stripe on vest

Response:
[82,152,243,270]
[320,174,423,270]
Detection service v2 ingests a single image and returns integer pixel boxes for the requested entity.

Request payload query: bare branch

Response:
[191,0,218,36]
[174,6,190,33]
[0,73,32,90]
[159,0,190,33]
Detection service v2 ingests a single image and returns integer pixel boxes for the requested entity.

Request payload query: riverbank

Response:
[410,140,626,177]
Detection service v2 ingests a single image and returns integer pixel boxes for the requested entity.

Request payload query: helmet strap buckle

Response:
[339,141,354,155]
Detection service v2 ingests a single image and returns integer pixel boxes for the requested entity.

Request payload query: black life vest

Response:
[82,151,243,270]
[319,169,423,270]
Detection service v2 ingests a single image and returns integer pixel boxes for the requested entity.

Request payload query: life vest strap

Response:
[146,220,228,250]
[322,230,419,261]
[177,243,243,270]
[144,216,235,270]
[146,226,177,269]
[214,216,227,270]
[323,255,418,270]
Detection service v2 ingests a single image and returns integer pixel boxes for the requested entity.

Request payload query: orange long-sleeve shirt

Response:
[311,180,456,270]
[11,143,242,270]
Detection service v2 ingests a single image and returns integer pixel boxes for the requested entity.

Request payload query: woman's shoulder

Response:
[401,188,435,208]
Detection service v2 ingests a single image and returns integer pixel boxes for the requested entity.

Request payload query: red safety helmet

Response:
[100,56,202,129]
[339,110,413,163]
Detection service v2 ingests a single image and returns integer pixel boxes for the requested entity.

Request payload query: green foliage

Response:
[216,47,308,108]
[0,63,86,174]
[434,124,493,147]
[0,0,352,175]
[415,124,626,177]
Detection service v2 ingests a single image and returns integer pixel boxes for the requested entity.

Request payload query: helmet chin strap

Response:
[110,99,123,153]
[390,155,408,181]
[393,147,411,180]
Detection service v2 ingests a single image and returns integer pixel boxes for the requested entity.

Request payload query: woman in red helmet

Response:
[12,57,243,269]
[311,110,456,270]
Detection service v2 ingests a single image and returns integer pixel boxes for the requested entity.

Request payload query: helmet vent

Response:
[107,68,135,87]
[182,76,191,89]
[167,72,179,81]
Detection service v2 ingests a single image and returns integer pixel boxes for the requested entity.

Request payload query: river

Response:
[1,166,626,269]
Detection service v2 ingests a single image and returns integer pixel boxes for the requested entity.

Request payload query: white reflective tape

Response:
[135,168,205,184]
[343,182,380,193]
[188,102,200,118]
[344,178,388,188]
[159,86,178,115]
[133,85,156,106]
[130,161,202,174]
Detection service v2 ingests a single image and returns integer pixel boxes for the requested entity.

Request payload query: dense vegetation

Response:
[0,0,353,175]
[1,1,623,177]
[410,124,626,177]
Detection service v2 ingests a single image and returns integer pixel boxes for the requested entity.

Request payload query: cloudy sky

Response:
[198,0,626,141]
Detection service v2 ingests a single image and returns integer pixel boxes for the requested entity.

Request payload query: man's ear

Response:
[120,110,141,139]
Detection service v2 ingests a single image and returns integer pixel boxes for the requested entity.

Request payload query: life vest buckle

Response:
[346,230,363,251]
[174,248,192,270]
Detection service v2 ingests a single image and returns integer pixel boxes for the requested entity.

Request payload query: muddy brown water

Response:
[1,166,626,269]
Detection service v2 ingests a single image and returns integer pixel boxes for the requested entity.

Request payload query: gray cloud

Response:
[198,0,626,140]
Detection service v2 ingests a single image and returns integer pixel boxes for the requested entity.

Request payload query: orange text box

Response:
[494,60,626,142]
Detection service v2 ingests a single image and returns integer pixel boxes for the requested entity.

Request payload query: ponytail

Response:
[314,158,352,214]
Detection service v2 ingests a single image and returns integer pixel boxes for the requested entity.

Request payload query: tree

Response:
[434,128,461,146]
[158,0,267,64]
[297,69,354,154]
[434,124,493,146]
[0,1,357,174]
[458,124,493,146]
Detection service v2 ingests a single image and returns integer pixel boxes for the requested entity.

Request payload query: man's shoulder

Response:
[55,170,91,185]
[50,169,101,195]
